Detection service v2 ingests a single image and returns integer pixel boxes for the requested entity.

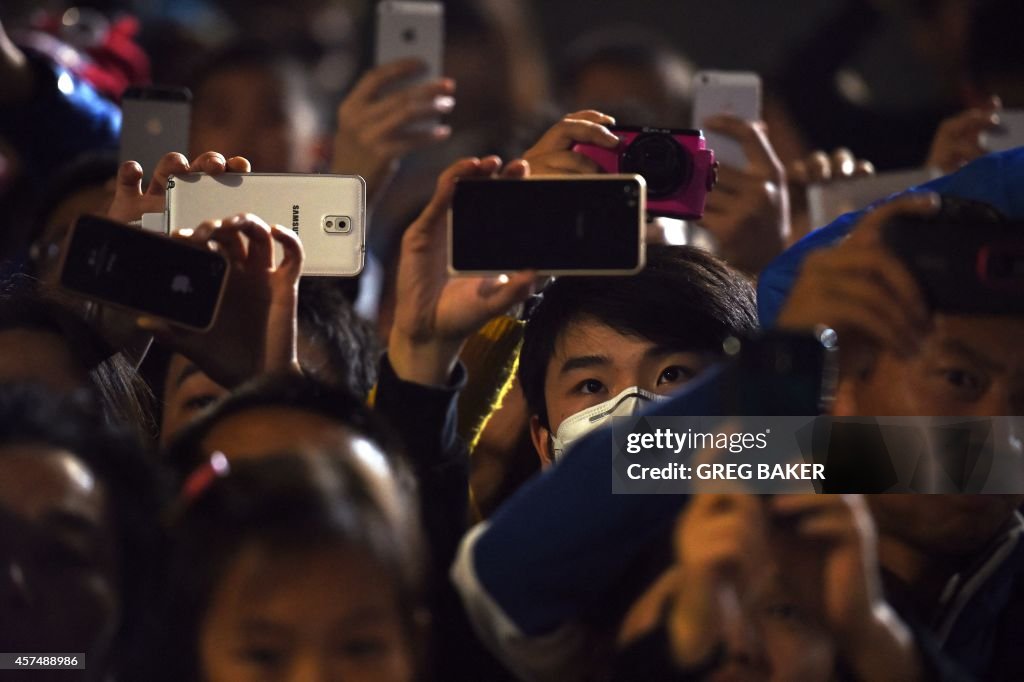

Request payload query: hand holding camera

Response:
[522,109,621,176]
[777,193,938,357]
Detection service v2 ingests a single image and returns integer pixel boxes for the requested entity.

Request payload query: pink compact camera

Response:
[573,127,717,219]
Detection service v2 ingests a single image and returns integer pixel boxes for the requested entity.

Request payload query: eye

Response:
[335,637,389,659]
[936,367,987,400]
[657,365,696,386]
[575,379,605,395]
[237,646,285,668]
[762,601,811,627]
[183,394,220,412]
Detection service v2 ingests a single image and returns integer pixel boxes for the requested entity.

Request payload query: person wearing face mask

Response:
[451,244,759,681]
[519,244,759,467]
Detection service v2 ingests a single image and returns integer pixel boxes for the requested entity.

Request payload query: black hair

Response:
[149,450,423,682]
[139,278,380,432]
[518,245,758,426]
[296,277,380,397]
[0,383,166,679]
[163,371,398,482]
[0,281,157,437]
[557,26,696,123]
[34,151,120,230]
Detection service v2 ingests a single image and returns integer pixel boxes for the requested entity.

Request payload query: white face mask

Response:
[550,386,668,461]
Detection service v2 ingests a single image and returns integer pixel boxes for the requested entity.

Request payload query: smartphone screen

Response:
[120,86,192,181]
[59,215,228,331]
[449,176,646,275]
[691,71,761,168]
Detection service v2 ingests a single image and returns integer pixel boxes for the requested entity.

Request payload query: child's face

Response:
[200,541,416,682]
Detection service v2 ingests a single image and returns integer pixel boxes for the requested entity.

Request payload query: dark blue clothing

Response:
[758,147,1024,327]
[0,50,121,185]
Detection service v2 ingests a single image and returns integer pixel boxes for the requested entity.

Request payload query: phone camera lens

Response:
[340,221,347,228]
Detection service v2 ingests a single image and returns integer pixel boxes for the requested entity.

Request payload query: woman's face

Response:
[200,541,416,682]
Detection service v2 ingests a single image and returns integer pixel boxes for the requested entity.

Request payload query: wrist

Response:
[388,334,462,387]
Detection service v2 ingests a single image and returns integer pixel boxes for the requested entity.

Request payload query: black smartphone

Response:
[119,86,192,182]
[58,215,228,331]
[448,175,647,275]
[883,217,1024,315]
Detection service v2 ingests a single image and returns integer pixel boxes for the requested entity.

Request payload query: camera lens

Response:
[620,133,692,199]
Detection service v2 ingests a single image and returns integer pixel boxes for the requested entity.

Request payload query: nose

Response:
[285,652,330,682]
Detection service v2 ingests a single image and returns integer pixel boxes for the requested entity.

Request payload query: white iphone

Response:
[691,71,762,169]
[164,173,366,277]
[375,1,444,131]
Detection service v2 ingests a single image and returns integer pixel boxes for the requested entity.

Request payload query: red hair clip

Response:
[181,451,231,503]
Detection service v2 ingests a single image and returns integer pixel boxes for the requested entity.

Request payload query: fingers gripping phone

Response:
[691,71,762,168]
[163,173,366,277]
[449,176,647,276]
[120,86,192,182]
[58,215,228,332]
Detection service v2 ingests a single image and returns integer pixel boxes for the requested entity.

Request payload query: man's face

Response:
[842,315,1024,416]
[839,315,1024,557]
[530,317,714,464]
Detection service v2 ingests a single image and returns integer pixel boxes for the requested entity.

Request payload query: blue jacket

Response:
[758,147,1024,327]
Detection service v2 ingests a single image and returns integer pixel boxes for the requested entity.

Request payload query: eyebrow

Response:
[938,339,1005,373]
[559,355,610,375]
[175,361,205,389]
[643,345,690,361]
[240,619,294,637]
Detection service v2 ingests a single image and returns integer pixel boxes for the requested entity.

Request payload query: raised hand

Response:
[389,156,536,386]
[138,213,303,388]
[106,151,251,223]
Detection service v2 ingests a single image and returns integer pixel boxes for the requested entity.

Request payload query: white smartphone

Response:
[805,168,936,228]
[120,86,192,182]
[375,1,444,130]
[981,110,1024,153]
[164,173,366,277]
[691,71,762,168]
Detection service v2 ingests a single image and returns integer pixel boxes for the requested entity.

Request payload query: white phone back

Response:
[164,173,366,277]
[692,71,762,169]
[376,0,444,101]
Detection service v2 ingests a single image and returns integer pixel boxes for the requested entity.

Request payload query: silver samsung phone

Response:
[164,173,366,277]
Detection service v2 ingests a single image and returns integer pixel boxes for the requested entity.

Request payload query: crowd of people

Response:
[1,0,1023,680]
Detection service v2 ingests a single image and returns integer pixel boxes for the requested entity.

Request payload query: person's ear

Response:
[530,414,554,468]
